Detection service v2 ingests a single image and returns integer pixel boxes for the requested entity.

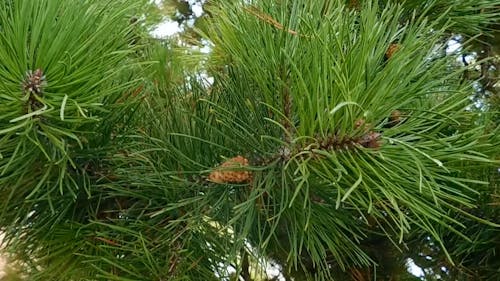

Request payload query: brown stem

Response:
[241,250,252,281]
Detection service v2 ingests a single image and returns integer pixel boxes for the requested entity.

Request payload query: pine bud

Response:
[22,68,47,111]
[22,68,46,95]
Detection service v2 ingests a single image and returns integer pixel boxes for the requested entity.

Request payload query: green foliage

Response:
[0,0,498,280]
[0,0,148,279]
[381,0,500,37]
[202,0,498,275]
[0,0,138,197]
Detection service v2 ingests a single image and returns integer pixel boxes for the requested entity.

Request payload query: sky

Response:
[150,0,204,38]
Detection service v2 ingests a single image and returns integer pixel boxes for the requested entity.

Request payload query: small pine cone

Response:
[390,110,401,122]
[385,43,400,59]
[348,0,360,10]
[383,110,404,128]
[310,193,325,204]
[208,156,252,184]
[359,131,382,149]
[387,110,402,127]
[22,68,47,95]
[354,118,366,129]
[354,118,372,131]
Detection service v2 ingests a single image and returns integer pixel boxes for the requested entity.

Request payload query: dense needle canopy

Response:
[0,0,498,280]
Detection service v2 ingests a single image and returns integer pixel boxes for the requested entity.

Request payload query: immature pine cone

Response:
[208,156,252,184]
[385,43,400,59]
[359,131,382,149]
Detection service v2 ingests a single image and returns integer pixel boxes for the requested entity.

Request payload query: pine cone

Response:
[385,43,400,59]
[348,0,361,10]
[354,118,372,131]
[387,110,402,127]
[208,156,252,184]
[354,118,366,129]
[359,131,382,149]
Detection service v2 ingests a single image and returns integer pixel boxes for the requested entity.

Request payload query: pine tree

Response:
[0,0,499,280]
